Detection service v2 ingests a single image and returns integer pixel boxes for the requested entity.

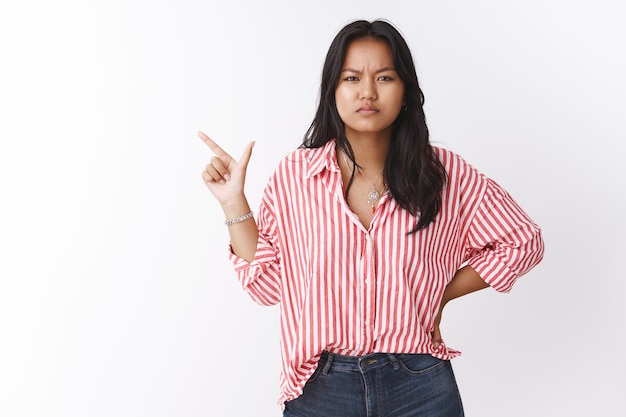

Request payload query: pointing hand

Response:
[199,131,255,207]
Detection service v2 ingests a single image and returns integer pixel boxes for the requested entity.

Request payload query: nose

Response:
[360,78,377,101]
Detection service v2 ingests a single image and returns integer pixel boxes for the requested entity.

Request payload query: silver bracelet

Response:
[224,211,254,226]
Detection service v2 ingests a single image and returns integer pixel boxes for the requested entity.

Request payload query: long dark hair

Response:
[300,19,447,232]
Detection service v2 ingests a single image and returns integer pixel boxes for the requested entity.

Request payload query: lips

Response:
[357,105,379,114]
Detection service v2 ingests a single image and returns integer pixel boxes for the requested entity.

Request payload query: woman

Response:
[200,19,544,417]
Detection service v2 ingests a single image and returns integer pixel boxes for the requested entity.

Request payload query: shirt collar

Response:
[305,139,341,178]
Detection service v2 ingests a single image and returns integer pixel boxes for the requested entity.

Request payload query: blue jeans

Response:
[283,351,464,417]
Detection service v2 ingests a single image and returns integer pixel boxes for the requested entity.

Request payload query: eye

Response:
[377,75,393,81]
[344,76,359,82]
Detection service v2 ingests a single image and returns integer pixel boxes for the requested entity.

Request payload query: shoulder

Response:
[432,145,493,201]
[273,141,335,179]
[264,146,330,191]
[433,145,482,179]
[273,147,318,172]
[279,147,320,166]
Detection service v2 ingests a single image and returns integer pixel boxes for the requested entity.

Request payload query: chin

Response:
[348,124,393,135]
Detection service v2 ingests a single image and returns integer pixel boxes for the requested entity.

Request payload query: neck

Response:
[344,131,391,172]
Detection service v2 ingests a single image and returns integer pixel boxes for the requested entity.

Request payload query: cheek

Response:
[334,89,350,118]
[335,86,348,103]
[393,87,405,106]
[387,90,405,115]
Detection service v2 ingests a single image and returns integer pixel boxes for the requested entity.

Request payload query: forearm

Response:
[441,265,489,306]
[222,197,259,263]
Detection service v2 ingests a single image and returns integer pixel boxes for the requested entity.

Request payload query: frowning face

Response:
[335,38,405,141]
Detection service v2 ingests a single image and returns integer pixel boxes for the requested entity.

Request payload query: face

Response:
[335,38,405,140]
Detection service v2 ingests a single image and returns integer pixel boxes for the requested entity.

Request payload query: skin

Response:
[199,132,258,262]
[335,38,405,147]
[199,37,489,350]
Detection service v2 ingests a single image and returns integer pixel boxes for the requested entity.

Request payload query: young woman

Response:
[200,19,544,417]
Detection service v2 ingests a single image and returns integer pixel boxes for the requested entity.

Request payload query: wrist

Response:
[220,198,251,218]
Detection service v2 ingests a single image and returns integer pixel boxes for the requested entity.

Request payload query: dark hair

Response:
[300,19,447,232]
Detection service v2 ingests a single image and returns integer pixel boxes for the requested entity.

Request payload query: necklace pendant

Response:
[368,189,380,202]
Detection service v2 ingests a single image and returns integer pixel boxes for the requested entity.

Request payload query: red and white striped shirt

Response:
[229,139,544,405]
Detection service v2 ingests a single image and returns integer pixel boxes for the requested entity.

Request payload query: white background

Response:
[1,0,625,416]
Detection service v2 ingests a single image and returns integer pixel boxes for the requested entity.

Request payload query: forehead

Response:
[343,38,394,68]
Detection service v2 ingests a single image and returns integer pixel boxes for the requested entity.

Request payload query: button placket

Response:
[361,233,377,351]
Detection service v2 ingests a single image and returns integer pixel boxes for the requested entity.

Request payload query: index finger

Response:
[198,131,230,158]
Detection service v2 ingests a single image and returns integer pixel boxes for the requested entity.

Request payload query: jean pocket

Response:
[305,361,324,385]
[396,354,446,376]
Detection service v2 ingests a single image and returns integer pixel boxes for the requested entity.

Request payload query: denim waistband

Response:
[318,351,404,374]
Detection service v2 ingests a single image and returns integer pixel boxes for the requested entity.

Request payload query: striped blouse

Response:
[228,139,544,406]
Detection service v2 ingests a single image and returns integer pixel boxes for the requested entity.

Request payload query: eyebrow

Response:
[342,66,397,74]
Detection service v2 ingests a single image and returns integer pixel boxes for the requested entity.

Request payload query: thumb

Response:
[431,325,443,350]
[238,141,255,170]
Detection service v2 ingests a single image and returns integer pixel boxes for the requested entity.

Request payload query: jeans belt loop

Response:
[322,352,334,375]
[387,353,400,370]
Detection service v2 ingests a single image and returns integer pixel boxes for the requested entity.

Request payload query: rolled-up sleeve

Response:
[465,178,544,293]
[228,181,282,306]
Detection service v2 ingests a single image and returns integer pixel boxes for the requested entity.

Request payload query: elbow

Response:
[248,290,281,306]
[243,280,281,306]
[529,226,545,268]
